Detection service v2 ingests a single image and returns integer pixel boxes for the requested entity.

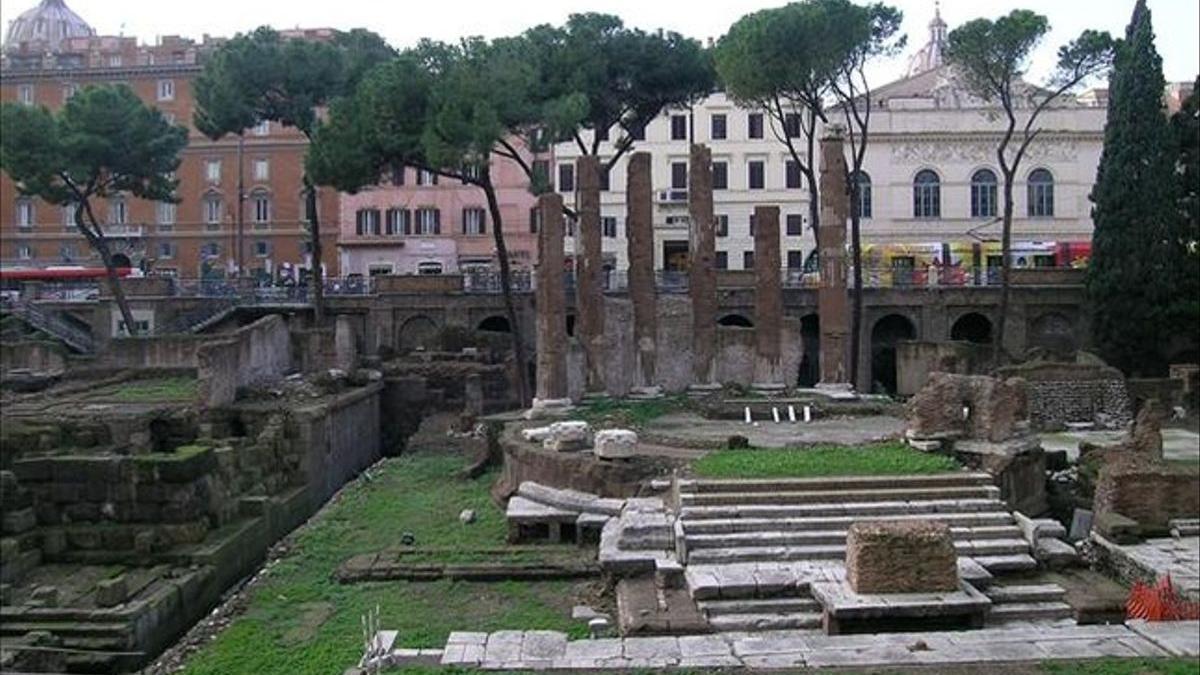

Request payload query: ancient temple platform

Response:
[641,411,905,449]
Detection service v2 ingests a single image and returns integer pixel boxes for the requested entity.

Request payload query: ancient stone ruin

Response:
[907,372,1029,443]
[845,521,959,594]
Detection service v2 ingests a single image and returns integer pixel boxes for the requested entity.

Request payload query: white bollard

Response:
[788,405,797,423]
[772,407,781,424]
[744,406,752,424]
[803,405,812,423]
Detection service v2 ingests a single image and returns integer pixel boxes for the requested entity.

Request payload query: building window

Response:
[16,199,34,228]
[416,169,438,186]
[415,207,440,235]
[108,54,122,67]
[62,83,77,102]
[389,166,406,186]
[671,161,687,190]
[417,261,444,276]
[253,159,270,181]
[59,243,77,261]
[108,197,127,225]
[156,201,176,226]
[783,112,802,139]
[252,119,270,136]
[743,250,755,270]
[627,122,646,141]
[786,214,803,236]
[17,244,34,260]
[205,159,221,183]
[749,213,757,237]
[748,161,765,190]
[787,250,805,269]
[462,164,482,183]
[385,208,410,235]
[529,206,541,233]
[711,114,727,140]
[200,242,220,258]
[463,207,487,235]
[1027,168,1054,217]
[712,162,728,190]
[970,169,998,218]
[913,169,941,219]
[715,251,728,269]
[602,216,618,238]
[302,194,316,224]
[18,85,33,105]
[355,208,381,236]
[599,166,610,192]
[251,191,271,223]
[558,163,575,192]
[854,171,872,219]
[254,240,270,257]
[785,160,802,189]
[368,263,394,276]
[716,214,729,238]
[158,241,175,259]
[595,125,609,142]
[203,195,222,225]
[670,114,687,141]
[63,205,75,229]
[156,79,175,101]
[748,112,764,139]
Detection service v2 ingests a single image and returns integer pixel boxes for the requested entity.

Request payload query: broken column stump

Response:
[845,521,959,594]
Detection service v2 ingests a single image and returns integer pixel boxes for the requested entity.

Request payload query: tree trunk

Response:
[76,204,138,337]
[305,175,325,326]
[849,182,863,388]
[995,177,1015,364]
[483,177,531,407]
[236,134,245,278]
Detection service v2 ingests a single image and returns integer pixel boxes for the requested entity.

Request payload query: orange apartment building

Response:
[0,0,340,279]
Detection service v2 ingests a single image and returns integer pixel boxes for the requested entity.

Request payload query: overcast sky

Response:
[4,0,1198,87]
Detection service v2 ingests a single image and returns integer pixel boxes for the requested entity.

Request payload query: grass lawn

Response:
[1041,658,1200,674]
[179,453,589,675]
[90,375,198,402]
[692,441,962,478]
[576,394,688,429]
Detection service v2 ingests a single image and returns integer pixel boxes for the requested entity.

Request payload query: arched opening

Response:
[477,315,511,333]
[799,313,820,387]
[871,314,917,395]
[1029,312,1075,357]
[110,253,132,268]
[398,315,438,352]
[718,313,754,328]
[951,312,993,344]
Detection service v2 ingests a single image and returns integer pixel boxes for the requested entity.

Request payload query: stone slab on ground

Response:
[616,576,708,636]
[810,579,991,621]
[1093,534,1200,600]
[642,412,904,448]
[1127,619,1200,657]
[1041,428,1200,463]
[845,520,958,594]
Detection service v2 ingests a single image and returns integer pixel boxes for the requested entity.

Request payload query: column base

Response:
[750,382,788,395]
[581,390,610,402]
[627,386,664,400]
[687,383,723,398]
[815,382,859,401]
[525,398,574,420]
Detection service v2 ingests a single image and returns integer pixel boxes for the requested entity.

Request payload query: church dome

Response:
[4,0,95,54]
[905,4,948,78]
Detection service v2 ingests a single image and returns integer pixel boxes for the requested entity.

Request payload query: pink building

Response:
[337,147,542,278]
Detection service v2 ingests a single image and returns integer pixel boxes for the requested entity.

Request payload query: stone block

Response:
[542,421,591,453]
[2,507,36,535]
[907,373,1028,442]
[1069,508,1094,541]
[1094,456,1199,535]
[94,574,129,607]
[41,529,66,556]
[1094,511,1140,544]
[29,585,58,607]
[845,520,958,594]
[594,429,638,460]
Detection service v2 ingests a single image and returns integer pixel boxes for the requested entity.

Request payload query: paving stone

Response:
[622,636,681,663]
[730,635,809,657]
[520,630,567,661]
[482,630,523,662]
[563,638,623,661]
[445,631,488,646]
[677,634,733,658]
[1127,619,1200,656]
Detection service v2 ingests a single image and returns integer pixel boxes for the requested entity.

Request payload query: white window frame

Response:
[156,79,175,101]
[17,245,33,260]
[367,263,395,276]
[16,199,34,228]
[158,241,175,259]
[415,208,439,235]
[62,83,77,102]
[205,159,221,183]
[156,201,177,226]
[416,261,444,276]
[254,240,270,258]
[253,158,270,181]
[108,54,122,67]
[252,119,270,136]
[203,196,223,225]
[252,192,271,223]
[18,84,33,105]
[463,207,486,236]
[109,197,128,225]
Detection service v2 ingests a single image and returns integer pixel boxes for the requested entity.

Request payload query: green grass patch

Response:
[576,394,689,428]
[179,453,587,675]
[692,442,961,478]
[1042,657,1200,674]
[90,375,198,402]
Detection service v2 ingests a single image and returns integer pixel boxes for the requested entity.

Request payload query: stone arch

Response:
[798,313,820,387]
[718,313,754,328]
[477,315,511,333]
[398,314,439,352]
[111,253,132,268]
[951,312,993,344]
[871,313,917,395]
[1029,311,1076,356]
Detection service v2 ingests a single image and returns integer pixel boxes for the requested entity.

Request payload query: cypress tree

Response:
[1087,0,1186,375]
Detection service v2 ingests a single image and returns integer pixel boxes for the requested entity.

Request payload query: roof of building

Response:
[3,0,95,54]
[905,2,947,78]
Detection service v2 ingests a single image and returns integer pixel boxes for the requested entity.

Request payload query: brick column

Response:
[535,193,568,403]
[818,129,850,386]
[753,205,784,388]
[576,156,606,395]
[626,152,659,392]
[688,144,718,388]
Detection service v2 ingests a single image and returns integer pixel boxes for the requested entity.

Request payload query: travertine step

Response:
[680,498,1010,521]
[686,538,1030,564]
[683,526,1024,550]
[698,597,821,616]
[682,473,995,494]
[680,485,1000,507]
[680,511,1016,534]
[988,601,1074,622]
[708,612,823,632]
[973,553,1039,573]
[986,584,1067,604]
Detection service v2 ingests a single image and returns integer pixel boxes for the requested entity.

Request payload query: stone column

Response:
[753,205,784,390]
[626,152,660,395]
[818,128,851,387]
[576,156,606,395]
[688,144,718,389]
[533,193,569,408]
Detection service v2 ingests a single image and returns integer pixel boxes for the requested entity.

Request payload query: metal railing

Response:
[4,299,95,352]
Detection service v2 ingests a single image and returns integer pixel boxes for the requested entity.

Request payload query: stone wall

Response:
[1,341,67,374]
[374,274,464,294]
[102,334,204,370]
[896,341,988,397]
[292,382,382,504]
[998,361,1131,430]
[197,314,293,408]
[845,521,959,593]
[1094,458,1200,535]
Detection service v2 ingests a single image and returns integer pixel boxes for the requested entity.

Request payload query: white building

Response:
[552,8,1107,278]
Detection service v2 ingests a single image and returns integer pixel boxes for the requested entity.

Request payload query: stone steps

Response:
[679,498,1011,521]
[972,554,1039,573]
[680,485,1001,507]
[683,525,1023,550]
[686,539,1031,565]
[708,612,823,632]
[680,511,1016,534]
[988,601,1074,622]
[681,473,995,494]
[986,584,1067,604]
[698,597,821,616]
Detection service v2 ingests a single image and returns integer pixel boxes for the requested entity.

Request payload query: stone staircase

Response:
[684,561,841,632]
[676,473,1037,573]
[984,583,1074,625]
[5,300,95,353]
